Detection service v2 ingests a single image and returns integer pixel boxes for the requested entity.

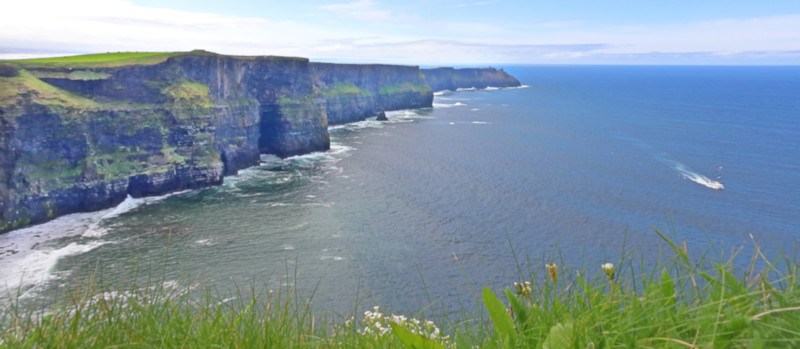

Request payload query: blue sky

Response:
[1,0,799,65]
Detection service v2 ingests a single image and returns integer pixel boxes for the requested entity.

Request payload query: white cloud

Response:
[0,0,797,65]
[573,14,800,55]
[0,0,346,55]
[318,0,418,22]
[455,1,500,8]
[1,0,273,51]
[308,39,609,64]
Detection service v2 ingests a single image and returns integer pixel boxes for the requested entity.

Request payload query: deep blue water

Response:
[2,65,799,315]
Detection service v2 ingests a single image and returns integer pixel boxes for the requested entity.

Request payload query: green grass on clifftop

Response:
[319,82,372,97]
[4,51,195,68]
[0,69,100,109]
[378,82,432,95]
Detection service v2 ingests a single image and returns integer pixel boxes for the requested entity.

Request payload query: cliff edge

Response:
[0,51,519,233]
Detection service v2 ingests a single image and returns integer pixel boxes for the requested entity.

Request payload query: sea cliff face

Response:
[311,63,433,125]
[0,52,518,233]
[0,52,333,231]
[422,67,521,91]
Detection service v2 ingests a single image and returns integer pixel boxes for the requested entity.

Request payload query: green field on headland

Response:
[5,51,187,68]
[2,231,798,348]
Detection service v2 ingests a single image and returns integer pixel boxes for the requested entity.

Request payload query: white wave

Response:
[285,151,333,162]
[433,102,467,108]
[433,90,452,96]
[283,143,355,164]
[218,297,237,305]
[82,195,146,237]
[472,121,490,125]
[232,192,263,198]
[434,96,469,101]
[194,239,215,246]
[503,85,530,89]
[449,122,455,125]
[320,255,345,261]
[260,154,281,162]
[223,166,274,187]
[0,193,172,296]
[471,108,480,111]
[269,203,293,207]
[485,86,500,90]
[328,109,428,132]
[274,176,294,184]
[456,87,477,91]
[330,143,355,155]
[301,202,335,207]
[329,166,344,175]
[386,110,421,119]
[329,119,384,131]
[1,239,109,298]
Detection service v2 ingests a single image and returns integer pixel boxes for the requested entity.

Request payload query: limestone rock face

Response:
[421,67,521,92]
[311,63,433,125]
[0,52,328,232]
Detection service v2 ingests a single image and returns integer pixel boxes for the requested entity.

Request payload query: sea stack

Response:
[376,111,388,121]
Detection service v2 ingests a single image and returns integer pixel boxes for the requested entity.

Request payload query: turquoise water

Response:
[2,65,799,315]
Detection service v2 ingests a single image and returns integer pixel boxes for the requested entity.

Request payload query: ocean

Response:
[2,65,798,315]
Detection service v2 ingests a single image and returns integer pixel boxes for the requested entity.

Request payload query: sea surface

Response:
[2,65,799,315]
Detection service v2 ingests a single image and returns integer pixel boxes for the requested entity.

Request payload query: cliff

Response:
[421,67,521,92]
[0,51,518,233]
[311,63,433,125]
[0,51,332,231]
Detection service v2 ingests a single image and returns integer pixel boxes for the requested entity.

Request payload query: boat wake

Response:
[615,132,724,190]
[672,163,724,190]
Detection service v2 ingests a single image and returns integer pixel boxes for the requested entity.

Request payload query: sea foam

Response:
[0,193,182,298]
[433,102,467,108]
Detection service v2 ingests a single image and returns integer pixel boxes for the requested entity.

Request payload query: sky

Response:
[1,0,799,65]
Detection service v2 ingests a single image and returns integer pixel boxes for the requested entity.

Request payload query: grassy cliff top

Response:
[0,69,100,109]
[3,50,308,69]
[0,50,311,111]
[3,51,194,68]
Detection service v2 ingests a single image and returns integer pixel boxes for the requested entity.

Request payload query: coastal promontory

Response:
[421,67,521,92]
[0,50,519,232]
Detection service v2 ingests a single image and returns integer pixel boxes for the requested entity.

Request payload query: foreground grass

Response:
[2,231,799,348]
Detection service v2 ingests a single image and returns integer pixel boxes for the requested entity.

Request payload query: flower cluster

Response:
[353,306,450,346]
[513,281,532,298]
